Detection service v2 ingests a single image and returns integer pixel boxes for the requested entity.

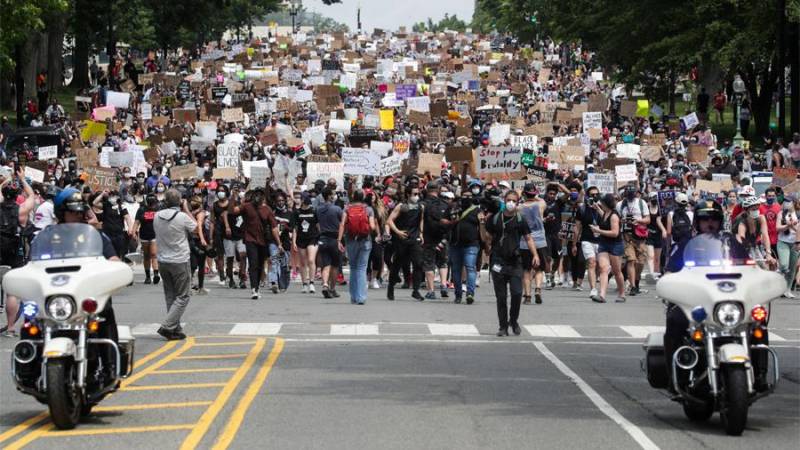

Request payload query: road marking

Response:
[94,401,213,412]
[212,339,285,450]
[123,382,228,391]
[229,322,283,335]
[769,332,786,342]
[330,324,380,335]
[0,340,179,446]
[525,325,581,338]
[533,342,660,450]
[122,338,196,388]
[175,353,248,360]
[42,424,196,437]
[152,367,239,375]
[180,338,266,450]
[621,326,665,338]
[428,323,480,336]
[195,341,257,347]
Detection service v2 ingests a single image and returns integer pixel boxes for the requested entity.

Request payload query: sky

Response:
[302,0,475,32]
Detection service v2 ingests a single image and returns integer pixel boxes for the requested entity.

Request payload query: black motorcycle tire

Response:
[720,365,749,436]
[46,359,82,430]
[682,399,714,422]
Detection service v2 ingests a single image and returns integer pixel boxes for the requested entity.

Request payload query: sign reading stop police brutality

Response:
[478,146,522,175]
[216,143,240,171]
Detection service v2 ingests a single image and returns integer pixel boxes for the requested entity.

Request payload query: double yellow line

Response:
[1,337,284,450]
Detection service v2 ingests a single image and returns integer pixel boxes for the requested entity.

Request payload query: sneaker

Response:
[302,284,309,293]
[590,288,598,298]
[784,290,796,299]
[615,296,627,303]
[229,279,236,289]
[523,295,531,305]
[572,284,583,291]
[400,282,410,289]
[250,289,260,300]
[496,328,509,337]
[544,280,554,291]
[1,329,18,338]
[157,327,183,341]
[425,291,437,300]
[628,286,639,296]
[195,288,209,296]
[591,295,606,303]
[218,276,227,287]
[466,294,475,305]
[440,289,449,298]
[370,279,380,289]
[412,290,424,301]
[271,283,279,294]
[152,273,160,285]
[308,283,316,293]
[510,323,522,336]
[535,293,543,304]
[239,280,247,289]
[143,275,152,285]
[454,297,462,304]
[322,286,331,299]
[331,290,340,298]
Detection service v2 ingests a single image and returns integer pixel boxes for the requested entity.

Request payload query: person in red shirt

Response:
[730,185,756,223]
[713,90,726,124]
[759,187,782,258]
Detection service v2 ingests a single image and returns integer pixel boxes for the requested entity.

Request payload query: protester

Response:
[449,185,481,305]
[338,189,376,305]
[386,184,425,301]
[316,187,343,299]
[1,168,35,337]
[292,192,319,293]
[591,194,626,303]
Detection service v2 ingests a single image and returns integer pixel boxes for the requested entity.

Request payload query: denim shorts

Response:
[598,240,624,257]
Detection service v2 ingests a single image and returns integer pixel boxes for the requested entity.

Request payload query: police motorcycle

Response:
[643,231,785,435]
[4,223,135,429]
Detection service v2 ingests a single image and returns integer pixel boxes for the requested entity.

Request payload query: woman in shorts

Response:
[292,193,320,293]
[131,194,160,284]
[590,194,626,303]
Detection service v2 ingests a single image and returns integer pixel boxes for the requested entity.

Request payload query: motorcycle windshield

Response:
[683,234,741,267]
[29,223,105,261]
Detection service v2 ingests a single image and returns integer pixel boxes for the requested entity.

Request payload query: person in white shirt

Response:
[33,191,55,231]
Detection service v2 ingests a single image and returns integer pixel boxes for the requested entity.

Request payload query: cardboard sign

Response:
[306,162,344,187]
[615,163,638,183]
[417,153,444,175]
[85,167,120,192]
[588,94,607,113]
[76,148,98,168]
[222,107,244,123]
[216,143,240,170]
[173,108,197,124]
[620,100,637,117]
[530,122,553,138]
[342,147,381,175]
[641,146,663,162]
[212,167,238,180]
[695,179,725,194]
[478,146,522,175]
[427,127,448,143]
[687,144,708,163]
[430,101,449,119]
[682,112,700,130]
[445,146,473,163]
[408,110,431,127]
[38,145,58,160]
[551,146,585,169]
[782,180,800,196]
[170,163,198,181]
[582,112,602,130]
[772,167,798,187]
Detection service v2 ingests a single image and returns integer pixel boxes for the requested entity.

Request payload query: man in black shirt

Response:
[479,190,540,336]
[572,185,602,298]
[448,188,481,304]
[386,185,425,301]
[93,189,132,259]
[422,183,452,299]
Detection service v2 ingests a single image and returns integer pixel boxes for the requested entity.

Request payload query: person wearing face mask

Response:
[560,183,586,291]
[229,187,281,300]
[665,192,694,273]
[132,194,161,284]
[154,181,167,201]
[449,187,483,305]
[293,193,320,294]
[617,184,650,296]
[316,187,344,299]
[731,196,775,268]
[93,189,133,260]
[644,191,667,281]
[776,196,799,298]
[518,183,549,304]
[573,186,602,300]
[478,190,539,336]
[759,187,782,260]
[188,195,209,295]
[147,167,171,190]
[216,186,248,290]
[386,185,426,301]
[271,192,293,293]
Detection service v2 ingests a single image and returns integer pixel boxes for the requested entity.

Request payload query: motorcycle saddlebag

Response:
[643,332,669,389]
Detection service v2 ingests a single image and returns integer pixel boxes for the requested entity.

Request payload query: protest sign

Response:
[782,180,800,197]
[306,162,344,187]
[529,122,553,138]
[478,146,522,175]
[408,110,431,127]
[588,94,607,112]
[216,143,240,170]
[170,163,198,181]
[773,167,798,187]
[427,127,448,143]
[329,119,352,135]
[430,101,449,119]
[379,109,395,130]
[24,166,45,183]
[588,173,616,194]
[695,179,725,194]
[417,153,444,175]
[658,190,677,215]
[488,123,510,145]
[406,96,430,112]
[249,165,270,188]
[616,143,641,160]
[445,146,473,163]
[342,147,381,175]
[37,145,58,160]
[173,108,197,124]
[582,112,602,130]
[510,135,538,150]
[76,148,98,168]
[106,91,130,109]
[212,168,238,179]
[379,155,403,177]
[84,167,120,192]
[370,140,393,157]
[141,103,152,120]
[395,84,417,100]
[107,151,134,168]
[615,164,638,183]
[222,107,244,123]
[711,173,734,191]
[620,100,637,117]
[93,106,115,121]
[687,144,708,163]
[551,146,585,169]
[641,146,662,162]
[682,112,700,130]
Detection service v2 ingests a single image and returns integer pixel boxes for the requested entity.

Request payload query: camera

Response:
[480,187,502,214]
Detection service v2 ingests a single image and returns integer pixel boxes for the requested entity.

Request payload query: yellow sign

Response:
[636,99,650,118]
[379,109,394,130]
[80,120,107,142]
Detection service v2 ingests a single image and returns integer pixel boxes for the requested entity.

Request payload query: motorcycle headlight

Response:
[46,296,75,321]
[714,302,743,327]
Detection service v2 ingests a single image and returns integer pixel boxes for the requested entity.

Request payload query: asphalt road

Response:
[1,270,799,449]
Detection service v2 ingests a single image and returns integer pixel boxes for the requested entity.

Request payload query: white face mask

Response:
[749,210,760,219]
[217,192,226,200]
[471,188,480,195]
[409,195,419,204]
[109,196,119,203]
[505,200,517,211]
[156,186,165,193]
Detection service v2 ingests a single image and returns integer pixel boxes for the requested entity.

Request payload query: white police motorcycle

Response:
[643,234,785,435]
[4,223,135,429]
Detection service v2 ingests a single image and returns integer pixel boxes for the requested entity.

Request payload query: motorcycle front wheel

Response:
[720,365,749,436]
[46,359,82,429]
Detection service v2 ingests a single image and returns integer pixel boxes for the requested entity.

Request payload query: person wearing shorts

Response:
[293,193,320,293]
[520,183,548,304]
[132,194,160,285]
[316,188,343,298]
[574,186,602,298]
[617,185,650,296]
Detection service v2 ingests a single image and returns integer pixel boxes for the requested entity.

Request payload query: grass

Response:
[1,86,81,128]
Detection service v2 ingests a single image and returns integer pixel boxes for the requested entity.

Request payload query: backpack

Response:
[345,204,371,238]
[672,208,693,243]
[0,202,20,244]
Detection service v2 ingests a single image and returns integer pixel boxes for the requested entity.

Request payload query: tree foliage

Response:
[412,14,468,33]
[0,0,68,71]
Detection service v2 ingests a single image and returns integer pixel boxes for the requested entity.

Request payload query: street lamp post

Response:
[289,0,302,34]
[733,75,746,148]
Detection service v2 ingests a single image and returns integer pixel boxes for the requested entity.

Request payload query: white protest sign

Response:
[241,159,269,178]
[329,119,352,135]
[510,135,538,150]
[682,112,700,130]
[342,147,381,175]
[406,96,431,112]
[24,166,45,183]
[306,162,344,187]
[106,91,130,109]
[489,123,511,145]
[196,121,217,140]
[141,102,152,120]
[108,151,134,168]
[616,143,641,160]
[582,112,602,130]
[588,173,616,194]
[37,145,58,160]
[380,155,402,177]
[249,165,270,188]
[370,140,393,157]
[364,114,380,129]
[302,125,326,147]
[216,143,240,171]
[615,164,638,183]
[477,147,522,175]
[591,72,604,81]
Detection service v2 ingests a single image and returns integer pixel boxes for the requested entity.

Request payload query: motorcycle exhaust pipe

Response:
[13,341,37,365]
[675,346,699,370]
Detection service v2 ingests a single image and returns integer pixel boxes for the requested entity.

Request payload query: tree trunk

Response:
[46,14,66,93]
[668,68,676,117]
[72,33,90,89]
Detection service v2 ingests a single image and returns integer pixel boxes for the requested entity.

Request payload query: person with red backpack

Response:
[337,189,376,305]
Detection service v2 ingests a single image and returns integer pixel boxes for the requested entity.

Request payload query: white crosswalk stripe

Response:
[131,323,185,336]
[427,323,480,336]
[229,322,283,335]
[525,325,581,338]
[620,326,665,338]
[330,324,380,335]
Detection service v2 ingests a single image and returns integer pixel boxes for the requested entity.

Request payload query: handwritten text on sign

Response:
[478,146,522,175]
[216,143,240,169]
[342,147,381,175]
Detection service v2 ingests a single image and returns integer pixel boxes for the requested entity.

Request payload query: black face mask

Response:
[460,198,472,209]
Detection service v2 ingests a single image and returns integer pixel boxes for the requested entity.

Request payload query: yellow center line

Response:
[93,401,213,412]
[0,339,178,446]
[194,341,258,347]
[2,339,196,450]
[179,338,266,450]
[212,338,285,450]
[41,424,196,437]
[151,367,239,375]
[174,353,248,360]
[123,382,228,391]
